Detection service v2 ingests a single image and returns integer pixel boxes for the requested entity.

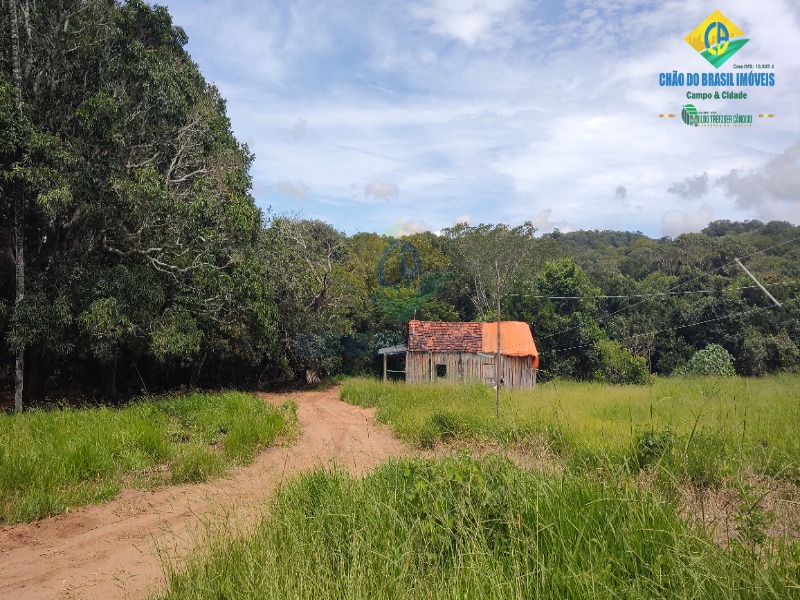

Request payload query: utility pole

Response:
[735,258,781,307]
[10,0,25,413]
[495,260,501,419]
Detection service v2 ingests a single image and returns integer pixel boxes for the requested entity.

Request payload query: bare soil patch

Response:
[0,386,409,600]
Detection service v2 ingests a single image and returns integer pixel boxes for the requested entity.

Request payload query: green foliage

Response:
[160,455,799,599]
[734,484,776,558]
[1,0,275,399]
[374,239,455,328]
[676,344,736,377]
[373,285,432,326]
[1,0,800,399]
[633,428,675,468]
[441,221,544,320]
[419,410,465,448]
[78,298,135,362]
[151,307,203,365]
[508,258,603,380]
[741,331,800,376]
[0,392,294,523]
[594,339,650,384]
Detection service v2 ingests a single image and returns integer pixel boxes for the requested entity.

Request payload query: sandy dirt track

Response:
[0,386,408,600]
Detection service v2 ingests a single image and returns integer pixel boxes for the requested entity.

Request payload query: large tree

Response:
[441,221,545,321]
[1,0,272,403]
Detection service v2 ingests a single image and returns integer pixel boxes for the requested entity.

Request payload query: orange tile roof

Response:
[408,320,539,368]
[408,320,482,352]
[482,321,539,368]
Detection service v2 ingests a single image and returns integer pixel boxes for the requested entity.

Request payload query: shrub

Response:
[594,339,649,384]
[633,427,674,468]
[675,344,735,377]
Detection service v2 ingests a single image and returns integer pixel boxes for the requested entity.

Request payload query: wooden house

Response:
[399,319,539,389]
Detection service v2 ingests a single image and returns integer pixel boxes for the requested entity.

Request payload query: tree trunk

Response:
[189,350,207,390]
[10,0,25,412]
[9,0,23,108]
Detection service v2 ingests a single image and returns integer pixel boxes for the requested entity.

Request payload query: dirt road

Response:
[0,387,408,600]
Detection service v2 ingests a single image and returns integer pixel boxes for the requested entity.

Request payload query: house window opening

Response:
[436,364,447,378]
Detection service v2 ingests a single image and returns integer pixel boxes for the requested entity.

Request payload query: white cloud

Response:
[411,0,522,46]
[159,0,800,236]
[275,180,308,200]
[530,209,573,233]
[365,181,400,199]
[453,214,473,225]
[668,172,709,200]
[661,203,715,237]
[717,139,800,210]
[715,139,800,223]
[385,218,432,236]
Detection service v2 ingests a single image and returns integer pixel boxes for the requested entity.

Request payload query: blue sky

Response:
[158,0,800,237]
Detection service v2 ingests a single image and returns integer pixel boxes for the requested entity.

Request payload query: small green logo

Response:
[681,104,698,126]
[685,10,749,68]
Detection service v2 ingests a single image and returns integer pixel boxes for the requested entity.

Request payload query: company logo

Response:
[685,10,749,68]
[681,104,699,126]
[680,104,753,128]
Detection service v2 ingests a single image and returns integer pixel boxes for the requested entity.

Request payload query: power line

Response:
[491,236,800,358]
[490,295,793,359]
[550,301,788,355]
[736,233,800,261]
[497,290,797,358]
[506,282,795,301]
[533,235,800,344]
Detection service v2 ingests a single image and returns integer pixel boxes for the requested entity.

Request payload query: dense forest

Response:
[2,1,799,407]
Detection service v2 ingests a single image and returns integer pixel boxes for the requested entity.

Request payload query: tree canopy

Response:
[2,2,800,406]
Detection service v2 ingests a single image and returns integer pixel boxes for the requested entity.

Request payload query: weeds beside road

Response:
[0,392,296,524]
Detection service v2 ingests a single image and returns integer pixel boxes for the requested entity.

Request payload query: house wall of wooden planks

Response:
[405,351,537,389]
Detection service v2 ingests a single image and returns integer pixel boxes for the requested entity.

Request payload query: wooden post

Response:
[11,0,25,412]
[383,353,387,382]
[429,351,433,382]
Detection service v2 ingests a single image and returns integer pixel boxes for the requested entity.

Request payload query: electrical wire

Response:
[531,234,800,344]
[492,237,800,357]
[505,282,795,301]
[549,301,788,355]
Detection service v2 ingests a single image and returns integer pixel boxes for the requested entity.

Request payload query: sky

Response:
[158,0,800,238]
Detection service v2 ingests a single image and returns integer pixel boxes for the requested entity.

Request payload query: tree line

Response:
[2,1,799,407]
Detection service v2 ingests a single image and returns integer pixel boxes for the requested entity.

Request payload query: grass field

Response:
[0,392,296,524]
[158,454,800,599]
[341,376,800,485]
[157,377,800,599]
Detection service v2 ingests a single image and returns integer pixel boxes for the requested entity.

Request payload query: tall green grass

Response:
[159,454,799,599]
[0,392,296,524]
[341,376,800,485]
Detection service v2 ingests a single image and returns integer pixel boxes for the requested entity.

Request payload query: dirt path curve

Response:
[0,386,409,600]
